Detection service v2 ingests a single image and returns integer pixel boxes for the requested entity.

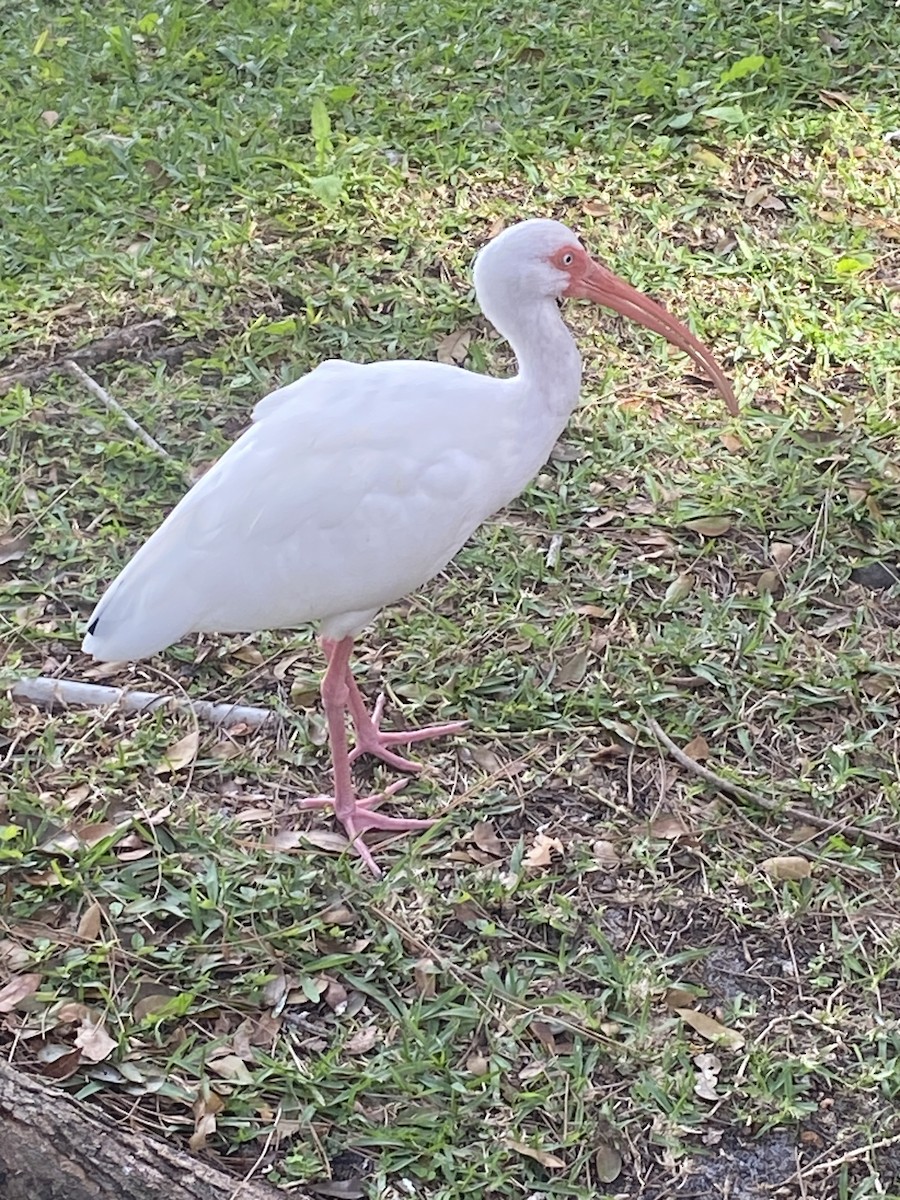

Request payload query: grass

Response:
[2,0,900,1196]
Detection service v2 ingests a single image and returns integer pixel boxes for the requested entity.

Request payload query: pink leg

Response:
[301,637,436,876]
[321,638,467,772]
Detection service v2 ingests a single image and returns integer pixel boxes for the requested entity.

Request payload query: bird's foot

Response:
[298,780,436,876]
[348,692,468,772]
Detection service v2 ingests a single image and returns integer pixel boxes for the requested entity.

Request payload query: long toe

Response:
[348,718,469,771]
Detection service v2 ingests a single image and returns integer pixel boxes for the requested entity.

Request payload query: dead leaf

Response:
[412,958,437,999]
[594,1142,623,1183]
[650,813,688,839]
[719,433,742,453]
[308,1181,366,1199]
[504,1139,566,1169]
[0,940,29,973]
[664,987,697,1009]
[761,855,812,881]
[134,991,177,1021]
[62,783,91,810]
[756,568,781,596]
[317,901,356,925]
[591,839,620,869]
[0,533,28,566]
[472,820,505,857]
[770,541,794,567]
[37,1046,82,1080]
[676,1007,745,1049]
[265,829,305,852]
[466,1051,489,1076]
[436,328,472,366]
[190,1090,225,1151]
[75,1019,117,1062]
[302,829,352,854]
[663,573,694,606]
[583,198,611,217]
[155,729,199,774]
[744,185,771,208]
[344,1026,379,1055]
[207,1053,254,1083]
[683,516,732,537]
[0,973,40,1013]
[324,978,348,1011]
[77,902,102,941]
[530,1020,557,1053]
[41,110,60,127]
[487,217,506,239]
[232,645,265,665]
[555,645,590,685]
[682,735,710,762]
[524,832,563,869]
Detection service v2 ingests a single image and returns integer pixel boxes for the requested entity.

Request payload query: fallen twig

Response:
[64,359,176,466]
[646,717,900,853]
[0,319,171,393]
[9,675,277,730]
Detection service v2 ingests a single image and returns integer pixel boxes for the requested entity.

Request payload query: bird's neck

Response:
[495,298,583,420]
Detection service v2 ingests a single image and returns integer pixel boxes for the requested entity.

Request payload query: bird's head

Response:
[475,218,737,415]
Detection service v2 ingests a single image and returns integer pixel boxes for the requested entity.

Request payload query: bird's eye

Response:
[561,252,574,266]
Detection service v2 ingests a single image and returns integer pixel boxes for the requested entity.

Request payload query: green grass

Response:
[2,0,900,1197]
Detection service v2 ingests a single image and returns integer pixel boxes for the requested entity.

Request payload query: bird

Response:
[82,218,736,875]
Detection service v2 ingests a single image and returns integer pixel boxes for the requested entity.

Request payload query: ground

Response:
[1,1,900,1197]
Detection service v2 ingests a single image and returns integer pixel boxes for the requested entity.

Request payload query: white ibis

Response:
[83,218,736,874]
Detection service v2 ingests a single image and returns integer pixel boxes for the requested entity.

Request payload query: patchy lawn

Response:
[1,1,899,1197]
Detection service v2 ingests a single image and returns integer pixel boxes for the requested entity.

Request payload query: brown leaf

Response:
[308,1182,367,1199]
[663,572,694,606]
[302,829,351,853]
[756,568,781,596]
[682,735,710,762]
[266,829,305,852]
[189,1087,225,1151]
[591,839,620,869]
[683,516,732,537]
[344,1026,379,1055]
[676,1007,745,1049]
[61,783,91,810]
[504,1139,566,1169]
[134,991,177,1021]
[436,328,472,366]
[583,198,611,217]
[232,645,265,665]
[0,940,30,973]
[0,533,28,566]
[530,1020,557,1053]
[207,1053,254,1083]
[472,820,504,857]
[555,645,590,685]
[524,832,563,869]
[466,1051,489,1076]
[412,958,437,999]
[75,1019,117,1062]
[761,855,812,881]
[650,813,688,839]
[77,902,102,941]
[155,729,199,774]
[0,973,40,1013]
[770,541,794,567]
[317,901,356,925]
[664,987,697,1009]
[38,1047,82,1080]
[744,185,771,208]
[719,433,743,453]
[324,979,348,1012]
[41,110,60,127]
[594,1142,623,1183]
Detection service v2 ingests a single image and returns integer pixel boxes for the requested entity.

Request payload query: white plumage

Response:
[84,218,735,874]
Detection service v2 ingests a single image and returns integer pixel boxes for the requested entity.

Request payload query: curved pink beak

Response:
[567,259,738,416]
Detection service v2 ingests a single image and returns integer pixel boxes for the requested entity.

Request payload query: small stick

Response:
[646,717,900,853]
[64,359,175,467]
[9,675,277,730]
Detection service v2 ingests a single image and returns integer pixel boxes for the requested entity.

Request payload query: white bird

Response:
[83,218,736,874]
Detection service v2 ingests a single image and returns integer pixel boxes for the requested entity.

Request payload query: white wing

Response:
[82,358,555,662]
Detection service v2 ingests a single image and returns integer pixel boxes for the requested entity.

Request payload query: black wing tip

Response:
[87,617,99,635]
